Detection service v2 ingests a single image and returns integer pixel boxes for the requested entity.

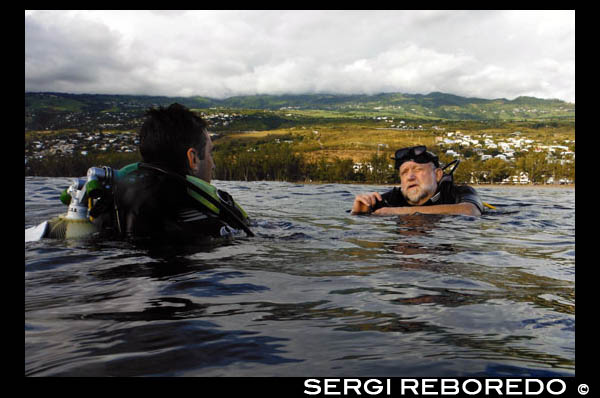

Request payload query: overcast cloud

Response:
[25,10,575,102]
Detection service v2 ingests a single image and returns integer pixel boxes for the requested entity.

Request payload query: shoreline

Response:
[471,184,574,189]
[297,180,574,188]
[25,175,574,189]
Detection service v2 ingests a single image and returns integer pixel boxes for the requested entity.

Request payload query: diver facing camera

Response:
[351,145,483,216]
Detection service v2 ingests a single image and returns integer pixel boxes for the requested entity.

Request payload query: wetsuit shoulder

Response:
[445,183,484,213]
[115,167,230,241]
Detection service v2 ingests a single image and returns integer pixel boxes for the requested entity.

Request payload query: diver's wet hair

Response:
[139,103,209,174]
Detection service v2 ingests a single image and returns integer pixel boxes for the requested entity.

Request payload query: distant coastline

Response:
[471,183,574,189]
[299,181,574,188]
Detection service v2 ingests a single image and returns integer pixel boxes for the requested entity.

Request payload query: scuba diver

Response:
[351,145,484,216]
[27,103,253,242]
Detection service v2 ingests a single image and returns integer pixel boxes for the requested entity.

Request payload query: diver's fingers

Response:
[352,195,371,213]
[362,192,381,205]
[356,194,374,207]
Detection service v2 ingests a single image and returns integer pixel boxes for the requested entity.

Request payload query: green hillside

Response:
[25,91,574,122]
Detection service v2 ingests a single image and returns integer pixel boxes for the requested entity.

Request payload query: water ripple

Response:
[25,179,574,376]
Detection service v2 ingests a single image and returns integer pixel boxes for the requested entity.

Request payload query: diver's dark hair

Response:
[139,103,209,174]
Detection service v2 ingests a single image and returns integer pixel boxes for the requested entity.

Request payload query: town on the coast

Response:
[25,93,575,185]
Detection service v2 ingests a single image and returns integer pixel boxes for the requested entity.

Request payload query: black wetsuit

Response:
[374,179,484,214]
[93,165,240,242]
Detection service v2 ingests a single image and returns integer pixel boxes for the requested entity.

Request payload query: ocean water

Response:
[25,177,575,377]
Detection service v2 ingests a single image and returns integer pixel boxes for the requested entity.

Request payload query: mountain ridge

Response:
[25,91,574,122]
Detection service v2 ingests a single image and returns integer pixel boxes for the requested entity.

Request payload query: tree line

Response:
[212,141,401,184]
[449,152,575,184]
[25,152,142,177]
[213,143,574,184]
[26,143,574,185]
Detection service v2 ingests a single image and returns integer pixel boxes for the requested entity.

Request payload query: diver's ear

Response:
[435,167,444,183]
[186,148,198,171]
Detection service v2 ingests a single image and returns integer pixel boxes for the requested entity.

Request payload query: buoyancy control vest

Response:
[43,162,253,240]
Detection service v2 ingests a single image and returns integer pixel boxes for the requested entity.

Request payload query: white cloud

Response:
[25,10,575,102]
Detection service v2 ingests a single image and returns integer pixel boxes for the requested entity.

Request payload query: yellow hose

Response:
[88,198,94,221]
[483,202,496,210]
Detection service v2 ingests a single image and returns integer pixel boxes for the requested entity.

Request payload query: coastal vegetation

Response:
[25,92,574,185]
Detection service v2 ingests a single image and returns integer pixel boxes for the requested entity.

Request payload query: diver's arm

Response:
[373,202,481,216]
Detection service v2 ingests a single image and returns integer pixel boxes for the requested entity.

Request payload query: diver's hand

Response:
[351,192,383,214]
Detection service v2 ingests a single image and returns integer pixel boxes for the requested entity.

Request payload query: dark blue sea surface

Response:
[25,177,575,376]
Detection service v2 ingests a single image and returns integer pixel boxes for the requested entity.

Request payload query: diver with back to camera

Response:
[28,103,253,242]
[351,145,484,216]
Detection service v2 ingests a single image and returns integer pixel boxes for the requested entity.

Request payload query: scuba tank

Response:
[40,163,253,240]
[44,166,118,239]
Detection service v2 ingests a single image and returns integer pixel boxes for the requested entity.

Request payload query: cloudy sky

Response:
[25,10,575,103]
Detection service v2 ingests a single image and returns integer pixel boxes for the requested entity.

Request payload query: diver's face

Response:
[399,161,442,205]
[190,129,215,182]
